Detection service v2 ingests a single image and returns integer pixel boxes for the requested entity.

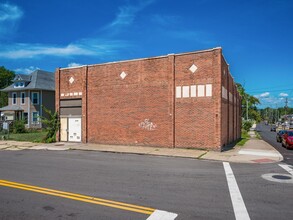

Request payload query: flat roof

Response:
[60,47,222,70]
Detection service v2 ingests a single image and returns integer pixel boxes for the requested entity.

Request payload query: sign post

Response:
[2,121,9,139]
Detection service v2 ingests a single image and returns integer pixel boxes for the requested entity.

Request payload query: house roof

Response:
[1,70,55,92]
[0,105,24,111]
[13,74,31,82]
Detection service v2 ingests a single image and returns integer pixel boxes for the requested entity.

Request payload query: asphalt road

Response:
[256,122,293,165]
[0,149,292,219]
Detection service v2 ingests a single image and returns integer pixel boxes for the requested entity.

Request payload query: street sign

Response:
[3,122,9,130]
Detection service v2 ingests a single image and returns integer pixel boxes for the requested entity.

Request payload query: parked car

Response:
[276,130,286,142]
[282,130,293,149]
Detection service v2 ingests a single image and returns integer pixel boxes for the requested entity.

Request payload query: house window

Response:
[23,112,28,124]
[14,82,25,88]
[12,92,17,105]
[32,92,39,105]
[32,112,39,123]
[21,92,25,105]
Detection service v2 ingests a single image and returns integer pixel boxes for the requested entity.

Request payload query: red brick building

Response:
[55,47,241,151]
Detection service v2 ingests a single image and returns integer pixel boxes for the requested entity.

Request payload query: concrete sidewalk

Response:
[0,129,283,164]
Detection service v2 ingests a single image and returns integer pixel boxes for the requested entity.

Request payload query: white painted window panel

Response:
[206,84,212,97]
[222,86,227,99]
[190,85,196,97]
[182,86,189,98]
[222,87,225,98]
[198,85,205,97]
[229,92,233,102]
[176,86,181,98]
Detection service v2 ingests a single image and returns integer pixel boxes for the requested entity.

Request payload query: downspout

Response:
[170,54,176,148]
[40,90,43,128]
[85,65,88,143]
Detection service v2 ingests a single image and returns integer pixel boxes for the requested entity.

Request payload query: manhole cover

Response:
[54,144,65,146]
[272,175,292,180]
[262,173,293,183]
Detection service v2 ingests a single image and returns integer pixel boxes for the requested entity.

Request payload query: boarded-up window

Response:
[60,107,82,116]
[60,99,82,107]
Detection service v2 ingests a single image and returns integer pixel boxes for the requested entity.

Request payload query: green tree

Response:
[260,107,293,123]
[236,82,261,122]
[41,106,60,143]
[0,66,15,108]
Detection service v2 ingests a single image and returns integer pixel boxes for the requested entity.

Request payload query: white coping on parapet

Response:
[59,47,222,70]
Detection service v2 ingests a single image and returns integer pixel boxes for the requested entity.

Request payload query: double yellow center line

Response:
[0,179,155,215]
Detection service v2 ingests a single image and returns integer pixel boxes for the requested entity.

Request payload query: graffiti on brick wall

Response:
[139,119,157,131]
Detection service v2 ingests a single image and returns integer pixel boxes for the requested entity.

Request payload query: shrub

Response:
[41,106,59,143]
[242,120,253,132]
[13,120,26,133]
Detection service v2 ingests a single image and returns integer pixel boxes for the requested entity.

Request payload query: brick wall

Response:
[56,48,241,150]
[174,49,222,150]
[86,56,173,147]
[220,56,241,147]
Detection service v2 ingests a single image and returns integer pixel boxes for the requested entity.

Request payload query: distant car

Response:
[270,125,277,132]
[282,130,293,149]
[276,130,286,142]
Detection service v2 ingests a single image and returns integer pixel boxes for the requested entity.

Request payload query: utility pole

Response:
[276,105,279,123]
[246,99,249,120]
[285,97,288,116]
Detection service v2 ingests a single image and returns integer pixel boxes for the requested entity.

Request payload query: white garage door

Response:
[68,118,81,142]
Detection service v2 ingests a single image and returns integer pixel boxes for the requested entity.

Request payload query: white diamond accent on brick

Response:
[69,77,75,84]
[120,71,127,79]
[189,64,198,73]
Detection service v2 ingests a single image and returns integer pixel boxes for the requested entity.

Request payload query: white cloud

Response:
[68,62,82,67]
[254,92,270,99]
[103,0,154,32]
[0,3,23,21]
[151,14,180,27]
[0,43,93,59]
[279,93,288,97]
[0,3,23,38]
[14,66,40,74]
[0,39,130,59]
[260,92,270,97]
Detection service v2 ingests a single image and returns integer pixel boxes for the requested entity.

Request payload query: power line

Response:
[247,88,293,93]
[246,84,293,92]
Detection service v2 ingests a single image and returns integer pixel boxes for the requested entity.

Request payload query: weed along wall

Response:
[55,47,241,151]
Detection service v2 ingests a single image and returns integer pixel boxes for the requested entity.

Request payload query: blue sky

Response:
[0,0,292,108]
